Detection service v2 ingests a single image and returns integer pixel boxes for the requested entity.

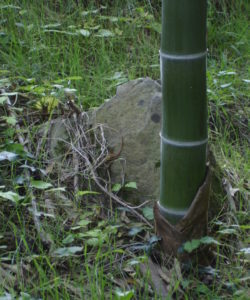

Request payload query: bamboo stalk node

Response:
[160,133,208,148]
[154,166,211,261]
[160,50,207,61]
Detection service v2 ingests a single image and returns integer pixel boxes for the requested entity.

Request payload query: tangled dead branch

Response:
[37,112,153,228]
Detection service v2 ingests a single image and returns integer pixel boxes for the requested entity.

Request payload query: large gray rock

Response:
[93,78,162,203]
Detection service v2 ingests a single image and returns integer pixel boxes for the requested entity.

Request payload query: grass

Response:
[0,0,249,299]
[0,0,160,108]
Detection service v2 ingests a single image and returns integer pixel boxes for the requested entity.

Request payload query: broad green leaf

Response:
[0,70,10,75]
[95,29,114,37]
[81,9,99,16]
[6,143,24,153]
[18,84,37,92]
[53,246,83,257]
[127,255,147,266]
[0,151,18,161]
[200,236,220,245]
[1,116,17,125]
[124,182,137,189]
[184,236,221,253]
[63,88,77,94]
[78,29,90,37]
[87,238,100,247]
[0,78,11,88]
[108,72,124,80]
[142,206,154,220]
[62,234,75,244]
[0,5,20,9]
[218,71,236,76]
[80,229,101,238]
[20,164,36,172]
[146,22,161,33]
[220,83,232,88]
[0,191,24,204]
[5,143,32,158]
[114,28,123,36]
[239,248,250,255]
[0,96,8,105]
[115,289,134,300]
[128,226,144,236]
[112,183,122,192]
[75,219,91,227]
[184,239,201,253]
[30,180,53,190]
[100,16,119,22]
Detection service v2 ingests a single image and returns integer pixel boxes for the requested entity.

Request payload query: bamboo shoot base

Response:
[154,167,211,260]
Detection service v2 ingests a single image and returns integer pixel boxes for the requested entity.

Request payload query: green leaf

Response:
[78,29,90,37]
[77,190,100,196]
[76,219,91,227]
[0,151,18,161]
[112,183,122,192]
[42,23,61,29]
[146,22,161,33]
[86,238,100,247]
[183,239,201,253]
[217,228,238,235]
[108,71,124,80]
[0,5,21,9]
[53,246,83,257]
[240,225,250,230]
[124,182,137,189]
[95,29,114,37]
[81,9,99,16]
[128,226,144,236]
[6,143,25,155]
[0,78,11,88]
[80,229,101,238]
[115,289,134,300]
[30,180,53,190]
[0,191,24,204]
[127,255,147,266]
[183,236,219,253]
[220,83,232,88]
[200,236,220,245]
[100,16,119,22]
[1,116,17,125]
[142,206,154,220]
[62,234,75,244]
[0,96,8,105]
[239,248,250,255]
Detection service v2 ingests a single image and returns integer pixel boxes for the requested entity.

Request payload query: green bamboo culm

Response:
[159,0,208,224]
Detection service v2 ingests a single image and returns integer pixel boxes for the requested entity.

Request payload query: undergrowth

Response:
[0,1,249,299]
